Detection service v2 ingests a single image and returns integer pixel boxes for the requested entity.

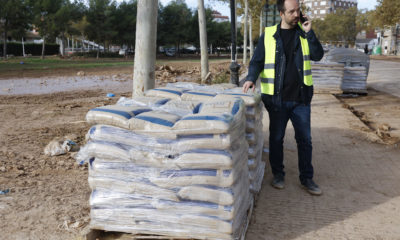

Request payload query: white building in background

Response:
[212,11,229,23]
[379,24,400,55]
[301,0,358,19]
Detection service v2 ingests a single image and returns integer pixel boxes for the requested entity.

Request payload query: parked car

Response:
[164,48,176,57]
[118,49,134,56]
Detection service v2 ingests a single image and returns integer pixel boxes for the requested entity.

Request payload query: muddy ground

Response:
[0,59,399,240]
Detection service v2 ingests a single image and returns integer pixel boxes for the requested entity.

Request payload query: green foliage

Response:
[112,1,137,48]
[158,0,192,51]
[374,0,400,27]
[189,8,231,49]
[312,7,357,45]
[1,0,238,58]
[32,0,64,39]
[0,0,32,56]
[85,0,115,50]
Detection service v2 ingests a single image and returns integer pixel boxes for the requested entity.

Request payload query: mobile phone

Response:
[300,11,308,23]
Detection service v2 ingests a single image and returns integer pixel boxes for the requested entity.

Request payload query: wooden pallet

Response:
[86,198,254,240]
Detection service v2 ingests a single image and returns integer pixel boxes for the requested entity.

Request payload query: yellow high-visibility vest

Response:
[260,23,313,95]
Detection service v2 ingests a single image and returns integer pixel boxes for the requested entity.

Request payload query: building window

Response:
[314,10,318,14]
[321,1,326,6]
[320,9,326,14]
[314,1,318,6]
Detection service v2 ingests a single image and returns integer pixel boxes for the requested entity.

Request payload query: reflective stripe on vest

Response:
[260,23,313,96]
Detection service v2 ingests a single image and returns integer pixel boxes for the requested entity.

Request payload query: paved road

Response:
[247,94,400,239]
[368,59,400,98]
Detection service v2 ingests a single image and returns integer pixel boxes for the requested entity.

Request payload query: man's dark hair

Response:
[277,0,299,13]
[277,0,286,13]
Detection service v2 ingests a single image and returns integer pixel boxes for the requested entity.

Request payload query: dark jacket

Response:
[246,23,324,111]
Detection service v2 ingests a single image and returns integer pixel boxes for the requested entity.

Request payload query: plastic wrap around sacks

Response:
[86,105,152,129]
[214,91,265,194]
[128,110,181,138]
[83,124,246,157]
[249,161,265,192]
[145,87,187,100]
[77,137,248,170]
[117,96,170,108]
[181,91,216,102]
[89,163,251,238]
[158,99,202,117]
[172,99,246,135]
[89,155,248,188]
[89,198,251,239]
[166,82,237,94]
[90,188,251,221]
[88,163,249,205]
[79,88,254,239]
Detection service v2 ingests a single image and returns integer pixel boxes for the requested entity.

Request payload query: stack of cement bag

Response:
[341,66,368,94]
[311,62,344,94]
[325,48,370,94]
[212,89,265,193]
[165,83,266,193]
[77,87,254,239]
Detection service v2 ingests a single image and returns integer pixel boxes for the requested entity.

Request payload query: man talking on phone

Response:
[243,0,324,195]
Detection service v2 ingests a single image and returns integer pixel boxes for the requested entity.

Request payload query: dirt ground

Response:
[0,59,399,240]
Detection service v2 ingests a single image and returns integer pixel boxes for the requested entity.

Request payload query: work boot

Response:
[271,175,285,189]
[301,179,322,196]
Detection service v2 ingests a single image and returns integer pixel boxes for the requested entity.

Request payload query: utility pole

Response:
[198,0,209,84]
[230,0,240,86]
[133,0,158,97]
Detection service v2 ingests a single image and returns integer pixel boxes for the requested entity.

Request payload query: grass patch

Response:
[0,56,134,71]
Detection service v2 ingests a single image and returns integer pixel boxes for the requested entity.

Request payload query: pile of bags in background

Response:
[76,83,267,239]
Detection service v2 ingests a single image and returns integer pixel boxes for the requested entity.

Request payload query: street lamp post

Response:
[229,0,240,86]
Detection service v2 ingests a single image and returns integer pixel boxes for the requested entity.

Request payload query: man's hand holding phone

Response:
[300,12,311,33]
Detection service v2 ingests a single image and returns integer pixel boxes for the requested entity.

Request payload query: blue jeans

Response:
[266,101,313,182]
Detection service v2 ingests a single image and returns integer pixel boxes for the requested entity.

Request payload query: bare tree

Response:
[133,0,158,97]
[197,0,209,84]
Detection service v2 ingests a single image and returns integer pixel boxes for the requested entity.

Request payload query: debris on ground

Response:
[44,134,80,156]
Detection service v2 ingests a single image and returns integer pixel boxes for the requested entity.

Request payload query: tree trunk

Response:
[22,37,25,57]
[249,12,254,59]
[243,0,248,64]
[259,9,263,36]
[198,0,209,84]
[3,24,7,58]
[60,35,66,56]
[41,37,46,59]
[133,0,158,97]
